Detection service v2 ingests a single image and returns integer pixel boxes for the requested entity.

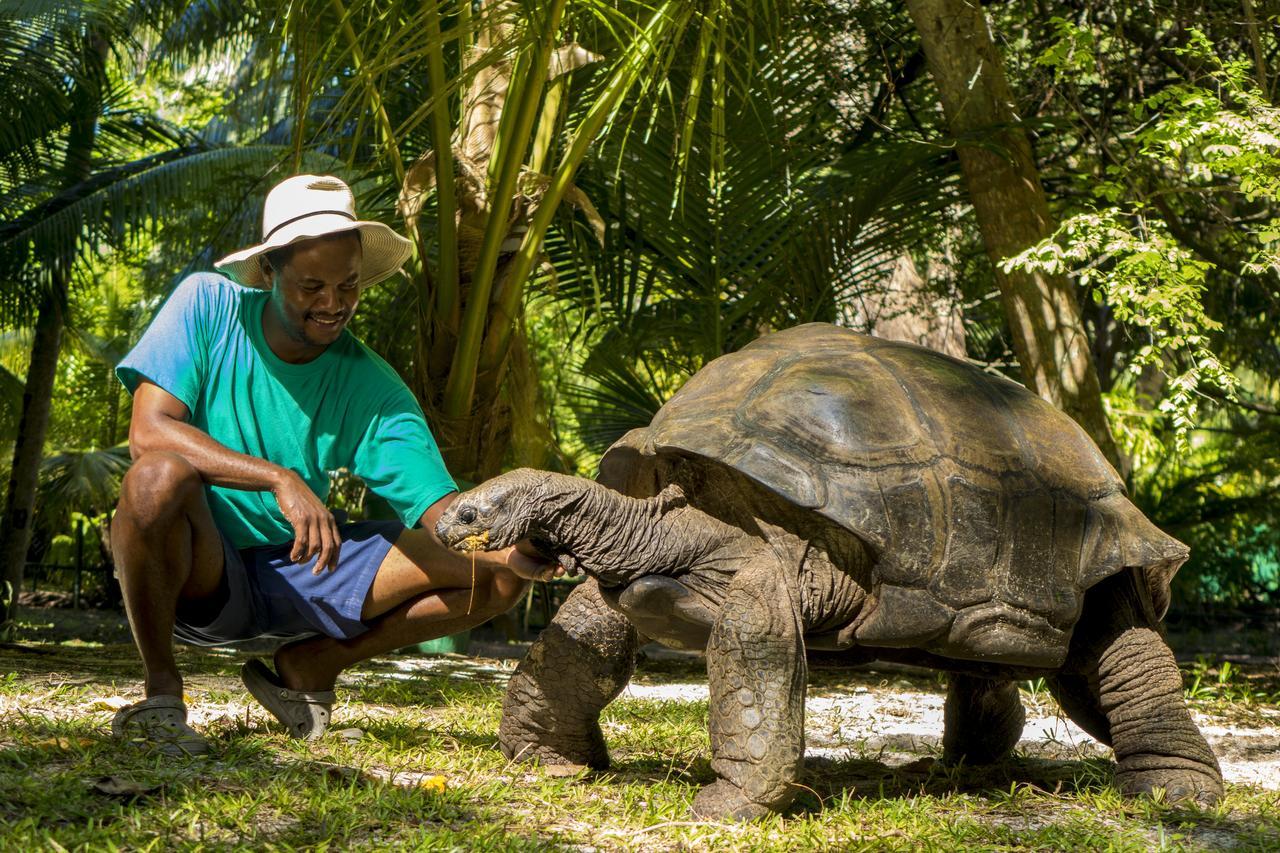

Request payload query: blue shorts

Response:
[174,520,404,646]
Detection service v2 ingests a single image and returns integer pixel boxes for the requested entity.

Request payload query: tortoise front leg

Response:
[1063,570,1223,804]
[693,550,806,820]
[499,579,638,768]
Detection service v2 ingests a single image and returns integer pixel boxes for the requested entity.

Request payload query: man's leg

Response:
[112,451,226,698]
[271,528,529,691]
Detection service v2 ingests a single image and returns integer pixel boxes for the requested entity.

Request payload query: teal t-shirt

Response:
[116,272,457,549]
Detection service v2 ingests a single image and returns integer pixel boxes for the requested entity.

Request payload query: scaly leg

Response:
[942,675,1025,765]
[694,548,806,820]
[1060,571,1223,804]
[499,579,637,768]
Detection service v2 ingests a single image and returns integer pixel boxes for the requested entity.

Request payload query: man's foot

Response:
[273,638,339,694]
[241,658,335,741]
[111,695,210,756]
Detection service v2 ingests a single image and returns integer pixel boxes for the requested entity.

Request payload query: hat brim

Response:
[214,215,414,289]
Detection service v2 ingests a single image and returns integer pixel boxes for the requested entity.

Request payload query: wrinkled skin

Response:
[437,469,1223,820]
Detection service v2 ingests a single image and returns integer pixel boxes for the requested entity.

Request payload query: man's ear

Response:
[259,255,275,283]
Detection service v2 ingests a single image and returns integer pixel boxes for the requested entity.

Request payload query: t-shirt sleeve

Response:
[354,388,457,528]
[115,274,220,411]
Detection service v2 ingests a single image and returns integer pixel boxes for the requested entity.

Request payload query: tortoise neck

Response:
[541,476,736,585]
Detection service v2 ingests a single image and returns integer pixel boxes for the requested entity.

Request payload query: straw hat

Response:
[214,174,413,289]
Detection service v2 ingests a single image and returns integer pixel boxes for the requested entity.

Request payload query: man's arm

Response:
[130,379,343,572]
[417,492,562,582]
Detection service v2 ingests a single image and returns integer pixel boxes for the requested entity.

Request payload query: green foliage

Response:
[1003,27,1280,447]
[1005,208,1234,445]
[3,1,1278,610]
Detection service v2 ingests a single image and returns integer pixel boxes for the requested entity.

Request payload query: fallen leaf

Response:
[91,776,160,799]
[90,697,130,712]
[419,775,448,794]
[333,728,364,742]
[542,763,589,778]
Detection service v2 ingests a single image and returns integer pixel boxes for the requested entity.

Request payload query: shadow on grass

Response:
[0,642,249,683]
[585,750,1277,844]
[0,715,580,850]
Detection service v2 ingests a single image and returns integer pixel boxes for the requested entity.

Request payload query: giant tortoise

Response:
[437,323,1223,819]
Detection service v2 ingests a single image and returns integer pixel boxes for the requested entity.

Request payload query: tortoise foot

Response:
[1116,759,1224,807]
[498,719,609,770]
[690,780,775,822]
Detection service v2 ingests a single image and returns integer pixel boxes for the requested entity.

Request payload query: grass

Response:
[0,632,1278,850]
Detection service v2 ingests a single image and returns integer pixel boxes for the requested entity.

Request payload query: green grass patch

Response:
[0,643,1276,850]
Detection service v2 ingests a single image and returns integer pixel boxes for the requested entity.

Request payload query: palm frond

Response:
[563,347,666,455]
[37,444,131,525]
[0,144,294,324]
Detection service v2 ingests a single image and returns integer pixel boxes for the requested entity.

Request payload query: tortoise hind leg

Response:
[1062,570,1223,805]
[499,579,638,768]
[942,675,1025,765]
[1046,671,1112,746]
[693,548,806,821]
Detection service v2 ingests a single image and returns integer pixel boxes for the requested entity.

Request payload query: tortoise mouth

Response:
[435,517,493,552]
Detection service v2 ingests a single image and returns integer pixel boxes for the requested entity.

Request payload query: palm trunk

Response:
[904,0,1121,469]
[406,2,683,482]
[0,290,65,623]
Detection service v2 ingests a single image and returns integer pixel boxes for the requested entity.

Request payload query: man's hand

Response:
[485,540,565,582]
[273,470,342,573]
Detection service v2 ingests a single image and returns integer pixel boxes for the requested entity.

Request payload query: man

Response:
[110,174,557,755]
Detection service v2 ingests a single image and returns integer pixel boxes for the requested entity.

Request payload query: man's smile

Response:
[307,314,346,329]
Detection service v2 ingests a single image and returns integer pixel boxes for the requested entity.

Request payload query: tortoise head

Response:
[435,468,555,552]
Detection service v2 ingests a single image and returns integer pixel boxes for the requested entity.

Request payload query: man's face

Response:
[262,233,363,351]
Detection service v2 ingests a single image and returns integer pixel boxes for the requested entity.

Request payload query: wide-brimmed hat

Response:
[214,174,414,289]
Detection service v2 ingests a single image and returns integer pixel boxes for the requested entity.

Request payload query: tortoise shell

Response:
[598,324,1188,668]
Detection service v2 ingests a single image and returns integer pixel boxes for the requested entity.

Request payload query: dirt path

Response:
[619,679,1280,791]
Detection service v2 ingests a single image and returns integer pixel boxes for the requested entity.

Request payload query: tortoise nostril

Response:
[459,507,477,524]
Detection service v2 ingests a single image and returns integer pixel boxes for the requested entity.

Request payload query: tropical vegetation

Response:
[2,0,1278,629]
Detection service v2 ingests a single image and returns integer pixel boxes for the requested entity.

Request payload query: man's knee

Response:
[116,451,203,527]
[478,569,529,617]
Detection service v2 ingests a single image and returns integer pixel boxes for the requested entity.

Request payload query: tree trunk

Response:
[851,253,967,359]
[0,290,65,623]
[903,0,1121,468]
[0,30,107,626]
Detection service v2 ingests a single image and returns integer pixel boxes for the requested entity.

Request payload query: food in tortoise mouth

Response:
[460,531,490,552]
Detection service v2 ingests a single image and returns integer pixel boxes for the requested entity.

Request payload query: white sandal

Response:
[241,658,335,741]
[111,695,210,756]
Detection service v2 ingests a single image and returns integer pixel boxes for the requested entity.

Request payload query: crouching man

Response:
[109,174,557,755]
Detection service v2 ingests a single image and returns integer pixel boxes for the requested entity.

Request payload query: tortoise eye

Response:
[458,507,477,524]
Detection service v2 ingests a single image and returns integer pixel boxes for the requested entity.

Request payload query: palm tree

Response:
[263,0,827,480]
[554,30,961,455]
[0,0,290,625]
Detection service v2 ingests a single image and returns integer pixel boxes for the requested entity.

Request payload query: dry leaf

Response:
[333,728,364,742]
[561,185,606,246]
[91,776,159,798]
[399,153,439,226]
[90,697,130,712]
[542,763,589,778]
[548,43,603,80]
